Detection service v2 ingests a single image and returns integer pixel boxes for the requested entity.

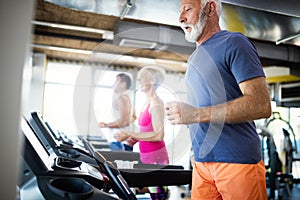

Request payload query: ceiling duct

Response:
[113,21,195,55]
[252,41,300,68]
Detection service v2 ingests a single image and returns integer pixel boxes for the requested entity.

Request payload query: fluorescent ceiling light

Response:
[31,44,186,71]
[32,20,114,40]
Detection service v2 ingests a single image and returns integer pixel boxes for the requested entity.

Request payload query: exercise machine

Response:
[18,115,192,199]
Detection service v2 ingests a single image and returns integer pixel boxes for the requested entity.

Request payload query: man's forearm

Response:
[198,95,271,123]
[106,118,130,128]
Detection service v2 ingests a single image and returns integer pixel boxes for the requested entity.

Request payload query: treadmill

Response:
[28,112,98,167]
[82,137,192,188]
[25,112,192,197]
[19,116,123,199]
[29,112,140,167]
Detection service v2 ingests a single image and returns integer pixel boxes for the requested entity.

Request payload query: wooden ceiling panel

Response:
[34,0,119,30]
[33,34,189,62]
[33,35,98,50]
[32,0,189,71]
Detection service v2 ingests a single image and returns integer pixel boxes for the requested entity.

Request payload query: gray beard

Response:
[183,11,208,43]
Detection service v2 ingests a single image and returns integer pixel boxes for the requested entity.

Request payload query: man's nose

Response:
[179,12,186,24]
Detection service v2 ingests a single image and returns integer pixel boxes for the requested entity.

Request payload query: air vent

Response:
[279,82,300,102]
[273,82,300,107]
[119,38,157,49]
[113,21,195,54]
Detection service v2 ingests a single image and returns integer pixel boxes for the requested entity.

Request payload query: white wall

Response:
[0,0,35,199]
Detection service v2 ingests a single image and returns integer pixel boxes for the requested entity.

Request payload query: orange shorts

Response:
[191,160,267,200]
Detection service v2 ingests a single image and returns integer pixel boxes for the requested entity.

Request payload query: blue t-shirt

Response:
[186,30,265,164]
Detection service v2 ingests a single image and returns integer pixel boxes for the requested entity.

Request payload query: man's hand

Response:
[165,101,199,125]
[98,122,106,128]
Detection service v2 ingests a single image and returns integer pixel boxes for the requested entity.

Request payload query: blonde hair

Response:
[137,66,166,88]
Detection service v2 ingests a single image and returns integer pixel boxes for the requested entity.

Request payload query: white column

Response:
[0,0,35,199]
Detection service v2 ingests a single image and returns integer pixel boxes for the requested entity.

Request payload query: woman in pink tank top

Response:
[138,102,168,164]
[114,66,169,200]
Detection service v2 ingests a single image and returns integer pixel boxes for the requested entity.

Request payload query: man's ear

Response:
[206,1,216,16]
[121,81,127,89]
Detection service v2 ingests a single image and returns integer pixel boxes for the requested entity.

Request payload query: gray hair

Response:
[201,0,222,17]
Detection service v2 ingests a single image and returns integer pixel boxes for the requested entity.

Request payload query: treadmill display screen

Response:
[21,117,50,167]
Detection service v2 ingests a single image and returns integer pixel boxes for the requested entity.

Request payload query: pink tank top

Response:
[138,103,168,164]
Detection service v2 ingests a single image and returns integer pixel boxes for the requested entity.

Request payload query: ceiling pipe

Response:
[276,31,300,45]
[119,0,135,20]
[221,0,300,18]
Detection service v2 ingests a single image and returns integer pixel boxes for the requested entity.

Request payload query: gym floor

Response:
[168,185,300,200]
[135,186,191,200]
[134,184,300,200]
[278,184,300,200]
[168,186,191,200]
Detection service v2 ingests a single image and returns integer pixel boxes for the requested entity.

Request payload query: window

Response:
[43,61,191,166]
[43,62,81,134]
[44,62,125,135]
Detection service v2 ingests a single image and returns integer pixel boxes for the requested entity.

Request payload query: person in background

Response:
[98,73,134,151]
[114,66,169,200]
[165,0,271,199]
